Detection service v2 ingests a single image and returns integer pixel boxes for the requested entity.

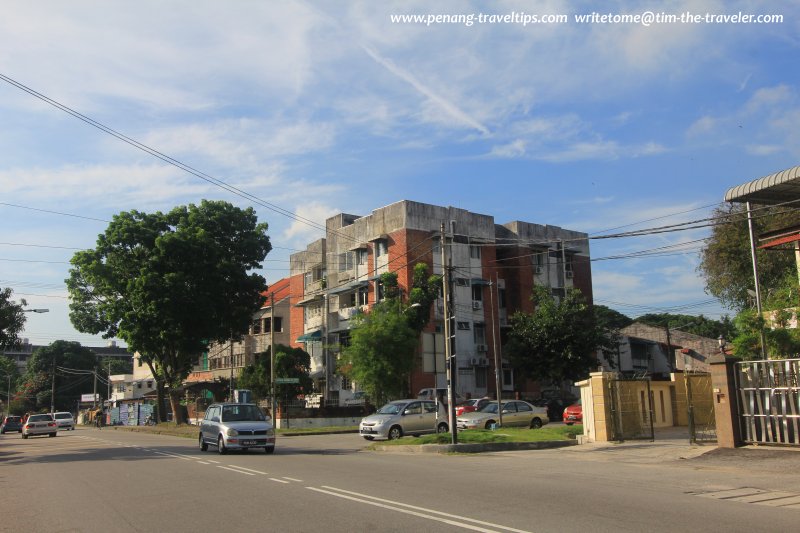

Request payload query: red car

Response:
[563,401,582,425]
[455,398,493,416]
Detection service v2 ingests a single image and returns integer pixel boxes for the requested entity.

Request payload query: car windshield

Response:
[6,416,21,422]
[478,403,500,414]
[54,413,72,419]
[376,402,405,415]
[28,414,52,422]
[221,405,265,422]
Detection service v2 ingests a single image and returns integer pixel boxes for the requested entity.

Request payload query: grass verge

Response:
[375,424,583,446]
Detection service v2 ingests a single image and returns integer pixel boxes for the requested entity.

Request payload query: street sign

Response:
[274,377,300,384]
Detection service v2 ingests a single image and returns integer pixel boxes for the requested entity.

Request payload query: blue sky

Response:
[1,1,798,347]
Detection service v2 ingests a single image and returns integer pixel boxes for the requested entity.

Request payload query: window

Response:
[273,317,283,333]
[470,245,481,259]
[357,249,368,265]
[338,252,354,271]
[137,382,142,389]
[432,240,441,253]
[498,288,506,308]
[471,284,483,302]
[341,376,351,390]
[264,317,283,333]
[358,287,369,306]
[147,381,153,388]
[252,319,262,334]
[457,321,470,330]
[375,240,388,257]
[455,278,469,287]
[473,323,486,344]
[116,384,125,393]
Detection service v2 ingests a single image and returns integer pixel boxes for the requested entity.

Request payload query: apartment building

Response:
[289,200,592,403]
[205,277,292,384]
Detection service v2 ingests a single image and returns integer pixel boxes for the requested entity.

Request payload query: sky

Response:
[1,0,798,348]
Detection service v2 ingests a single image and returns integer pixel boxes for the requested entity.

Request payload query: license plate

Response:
[241,440,258,446]
[568,415,577,420]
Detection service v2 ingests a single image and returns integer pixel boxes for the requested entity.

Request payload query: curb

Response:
[374,439,579,454]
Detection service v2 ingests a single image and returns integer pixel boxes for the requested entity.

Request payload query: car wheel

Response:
[22,434,28,439]
[217,435,227,455]
[199,434,208,451]
[362,436,374,441]
[530,418,543,429]
[264,446,275,454]
[565,422,574,426]
[437,422,449,433]
[388,425,403,440]
[49,432,57,437]
[485,420,496,430]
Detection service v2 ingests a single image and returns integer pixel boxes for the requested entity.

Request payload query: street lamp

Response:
[23,308,49,313]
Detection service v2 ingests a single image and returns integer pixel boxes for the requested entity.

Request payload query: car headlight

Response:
[226,428,239,437]
[266,429,275,437]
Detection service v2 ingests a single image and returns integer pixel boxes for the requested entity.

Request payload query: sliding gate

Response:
[736,358,800,446]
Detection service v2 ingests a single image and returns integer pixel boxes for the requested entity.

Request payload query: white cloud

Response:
[283,202,340,242]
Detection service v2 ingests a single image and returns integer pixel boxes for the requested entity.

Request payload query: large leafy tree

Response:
[238,344,313,400]
[340,299,418,406]
[1,354,20,413]
[22,341,98,412]
[732,309,800,360]
[699,203,799,311]
[0,287,27,350]
[506,286,614,384]
[66,200,271,423]
[406,263,442,333]
[593,305,633,331]
[635,313,736,341]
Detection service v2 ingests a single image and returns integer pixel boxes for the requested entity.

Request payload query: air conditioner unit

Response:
[470,357,479,365]
[476,344,487,352]
[472,301,482,310]
[565,270,574,278]
[479,357,489,366]
[535,266,544,274]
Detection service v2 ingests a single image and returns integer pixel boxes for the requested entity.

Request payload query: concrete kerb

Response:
[373,440,578,454]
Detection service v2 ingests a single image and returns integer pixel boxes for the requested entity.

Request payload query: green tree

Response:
[23,341,98,412]
[593,305,633,331]
[238,344,313,400]
[66,200,272,424]
[699,203,799,311]
[505,286,613,384]
[0,287,27,350]
[340,300,418,406]
[0,354,20,414]
[406,263,442,333]
[635,313,736,340]
[732,309,800,360]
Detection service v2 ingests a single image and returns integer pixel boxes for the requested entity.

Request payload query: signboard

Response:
[275,377,300,384]
[81,393,100,402]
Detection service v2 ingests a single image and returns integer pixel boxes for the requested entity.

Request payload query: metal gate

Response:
[685,372,716,443]
[609,377,654,441]
[736,358,800,446]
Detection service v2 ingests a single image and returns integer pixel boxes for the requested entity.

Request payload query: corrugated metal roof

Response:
[724,165,800,205]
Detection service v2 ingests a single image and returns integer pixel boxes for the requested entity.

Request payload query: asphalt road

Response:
[2,427,799,532]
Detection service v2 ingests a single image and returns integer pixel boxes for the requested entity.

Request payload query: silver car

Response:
[359,399,448,440]
[22,413,58,438]
[457,400,549,430]
[52,412,75,430]
[199,403,275,454]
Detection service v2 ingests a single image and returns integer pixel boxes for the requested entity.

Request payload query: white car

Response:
[22,414,58,438]
[457,400,549,430]
[52,412,75,431]
[199,403,276,454]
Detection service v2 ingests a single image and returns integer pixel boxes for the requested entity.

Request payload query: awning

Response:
[328,280,368,295]
[367,233,389,242]
[349,242,369,251]
[295,294,323,307]
[724,165,800,205]
[759,233,800,249]
[297,330,322,342]
[471,278,491,286]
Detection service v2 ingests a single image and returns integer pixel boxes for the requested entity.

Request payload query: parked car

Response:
[22,413,57,438]
[51,412,75,431]
[563,401,583,425]
[199,403,276,454]
[455,397,493,416]
[457,400,549,430]
[1,415,23,434]
[417,388,464,405]
[359,399,448,440]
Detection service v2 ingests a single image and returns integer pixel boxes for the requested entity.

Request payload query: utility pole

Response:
[664,322,674,373]
[489,273,503,427]
[50,357,56,414]
[229,333,235,401]
[440,223,457,444]
[107,359,111,407]
[746,201,768,359]
[93,365,98,409]
[270,293,276,422]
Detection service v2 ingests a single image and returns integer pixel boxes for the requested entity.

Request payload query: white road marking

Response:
[225,465,269,475]
[309,486,532,533]
[205,459,221,464]
[217,466,255,476]
[269,478,290,484]
[283,477,303,482]
[197,461,211,465]
[154,451,192,460]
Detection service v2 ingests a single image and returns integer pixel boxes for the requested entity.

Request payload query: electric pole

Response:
[270,292,276,422]
[50,357,56,414]
[441,223,457,444]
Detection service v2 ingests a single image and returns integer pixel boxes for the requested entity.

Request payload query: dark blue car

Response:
[1,415,23,434]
